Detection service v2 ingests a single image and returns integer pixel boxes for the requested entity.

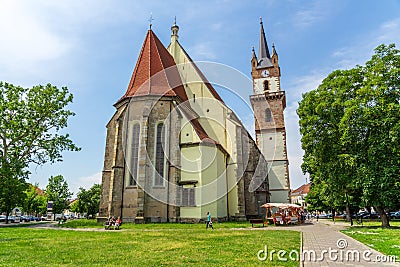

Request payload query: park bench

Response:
[104,221,121,230]
[249,219,265,227]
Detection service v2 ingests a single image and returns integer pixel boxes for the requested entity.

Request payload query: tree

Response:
[340,44,400,227]
[45,175,72,218]
[0,175,27,223]
[76,184,101,219]
[22,183,47,216]
[298,68,362,223]
[0,82,79,223]
[69,199,80,214]
[298,44,400,228]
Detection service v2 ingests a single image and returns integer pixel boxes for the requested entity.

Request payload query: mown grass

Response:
[0,221,300,266]
[342,224,400,260]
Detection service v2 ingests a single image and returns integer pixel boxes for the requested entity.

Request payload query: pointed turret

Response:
[259,17,271,59]
[271,42,279,71]
[271,42,277,56]
[252,45,257,59]
[121,29,188,102]
[251,45,258,70]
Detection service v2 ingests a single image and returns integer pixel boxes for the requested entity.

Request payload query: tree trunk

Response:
[345,198,353,226]
[375,206,390,228]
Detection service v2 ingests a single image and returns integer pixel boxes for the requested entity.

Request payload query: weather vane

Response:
[148,13,154,29]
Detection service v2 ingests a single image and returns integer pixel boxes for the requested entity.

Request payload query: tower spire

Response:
[259,17,271,59]
[171,16,179,42]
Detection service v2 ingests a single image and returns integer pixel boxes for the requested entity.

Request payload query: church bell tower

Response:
[250,18,290,203]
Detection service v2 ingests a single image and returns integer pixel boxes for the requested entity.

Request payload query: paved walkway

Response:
[234,220,399,266]
[302,221,399,266]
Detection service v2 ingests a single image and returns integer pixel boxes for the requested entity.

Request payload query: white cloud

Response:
[191,42,217,60]
[211,22,223,31]
[0,1,72,71]
[286,70,327,102]
[70,172,102,196]
[331,18,400,70]
[285,101,307,189]
[292,1,333,28]
[377,18,400,42]
[284,69,329,189]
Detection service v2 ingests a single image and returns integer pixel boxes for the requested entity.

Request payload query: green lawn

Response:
[0,221,300,266]
[342,223,400,260]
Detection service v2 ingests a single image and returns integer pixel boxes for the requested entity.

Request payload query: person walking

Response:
[206,211,214,229]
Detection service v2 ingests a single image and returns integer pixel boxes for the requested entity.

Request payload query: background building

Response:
[290,183,310,208]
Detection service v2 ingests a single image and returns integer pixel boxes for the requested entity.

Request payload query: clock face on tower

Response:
[261,70,269,77]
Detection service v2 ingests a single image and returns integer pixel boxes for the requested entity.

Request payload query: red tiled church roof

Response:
[123,29,188,102]
[121,29,216,144]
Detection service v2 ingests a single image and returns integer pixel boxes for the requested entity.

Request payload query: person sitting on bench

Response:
[114,216,122,230]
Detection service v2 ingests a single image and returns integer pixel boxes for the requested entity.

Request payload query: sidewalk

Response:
[302,221,399,267]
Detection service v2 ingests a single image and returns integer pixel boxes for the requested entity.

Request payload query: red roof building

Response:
[290,183,310,208]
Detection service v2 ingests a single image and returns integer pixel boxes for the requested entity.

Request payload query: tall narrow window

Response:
[155,123,165,186]
[125,124,140,186]
[182,187,195,206]
[265,108,272,122]
[263,81,269,92]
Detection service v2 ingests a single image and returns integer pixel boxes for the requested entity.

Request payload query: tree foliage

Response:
[298,44,400,228]
[0,82,79,221]
[22,183,47,215]
[75,184,101,219]
[45,175,72,215]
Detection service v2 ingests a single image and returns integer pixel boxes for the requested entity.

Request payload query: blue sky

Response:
[1,0,399,195]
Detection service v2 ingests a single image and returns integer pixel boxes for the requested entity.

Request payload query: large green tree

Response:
[298,68,362,223]
[45,175,72,218]
[340,44,400,227]
[298,44,400,228]
[0,82,79,223]
[75,184,101,219]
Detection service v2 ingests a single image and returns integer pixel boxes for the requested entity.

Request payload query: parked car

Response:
[389,211,400,219]
[20,215,30,222]
[21,215,41,222]
[335,213,346,219]
[0,215,6,222]
[361,212,380,219]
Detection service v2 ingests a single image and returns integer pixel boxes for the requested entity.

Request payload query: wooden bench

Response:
[104,222,121,230]
[249,219,265,227]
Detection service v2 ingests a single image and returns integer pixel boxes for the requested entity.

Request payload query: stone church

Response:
[99,19,289,223]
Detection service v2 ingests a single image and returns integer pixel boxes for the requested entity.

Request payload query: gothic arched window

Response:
[154,123,165,186]
[125,123,140,186]
[265,108,272,122]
